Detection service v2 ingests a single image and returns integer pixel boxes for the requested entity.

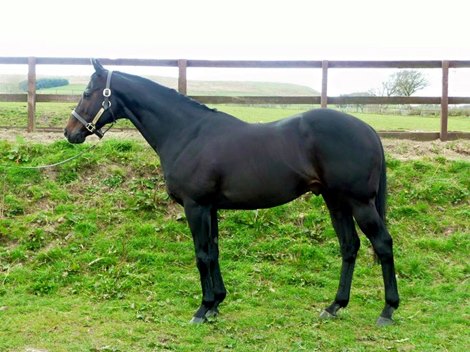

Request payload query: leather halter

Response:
[71,70,114,138]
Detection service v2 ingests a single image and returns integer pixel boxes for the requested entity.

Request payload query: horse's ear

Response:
[91,58,105,76]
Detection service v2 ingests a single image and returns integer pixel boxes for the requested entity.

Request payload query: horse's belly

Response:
[217,193,303,210]
[217,173,310,210]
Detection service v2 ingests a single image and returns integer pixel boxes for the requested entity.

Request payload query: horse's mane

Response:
[116,71,218,114]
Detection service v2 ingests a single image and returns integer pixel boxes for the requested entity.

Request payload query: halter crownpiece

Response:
[71,69,114,139]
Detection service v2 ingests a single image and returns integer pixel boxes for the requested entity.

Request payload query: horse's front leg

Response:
[184,201,226,323]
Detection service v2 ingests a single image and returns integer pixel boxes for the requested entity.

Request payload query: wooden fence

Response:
[1,57,470,140]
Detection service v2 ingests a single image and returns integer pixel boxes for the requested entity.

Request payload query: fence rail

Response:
[1,57,470,140]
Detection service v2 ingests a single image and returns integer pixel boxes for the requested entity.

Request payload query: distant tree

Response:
[337,92,372,112]
[382,80,399,97]
[383,70,428,96]
[367,87,389,113]
[19,78,69,91]
[18,81,27,91]
[368,82,396,97]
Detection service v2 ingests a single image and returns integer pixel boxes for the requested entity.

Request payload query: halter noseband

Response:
[72,70,114,139]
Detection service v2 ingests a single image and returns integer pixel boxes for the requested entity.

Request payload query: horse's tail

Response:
[373,138,387,263]
[375,139,387,225]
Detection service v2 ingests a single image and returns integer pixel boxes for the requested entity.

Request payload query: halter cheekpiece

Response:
[71,69,113,138]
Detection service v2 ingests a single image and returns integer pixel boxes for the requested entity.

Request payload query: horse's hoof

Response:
[319,310,336,320]
[189,316,207,324]
[376,316,394,327]
[205,308,219,318]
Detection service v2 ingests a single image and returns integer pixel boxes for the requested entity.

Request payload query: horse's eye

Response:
[83,90,91,98]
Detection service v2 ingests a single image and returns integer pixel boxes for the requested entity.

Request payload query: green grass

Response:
[0,139,468,351]
[0,102,77,128]
[215,105,470,132]
[0,102,469,132]
[37,83,88,95]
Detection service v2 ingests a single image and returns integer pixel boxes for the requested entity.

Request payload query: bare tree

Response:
[385,70,428,96]
[367,87,388,113]
[369,81,397,97]
[382,80,399,97]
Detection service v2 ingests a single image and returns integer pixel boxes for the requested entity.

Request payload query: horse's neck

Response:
[116,74,204,158]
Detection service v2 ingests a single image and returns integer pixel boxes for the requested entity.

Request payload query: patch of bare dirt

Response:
[0,128,469,161]
[381,139,470,161]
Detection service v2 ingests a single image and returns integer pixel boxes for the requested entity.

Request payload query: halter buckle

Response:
[103,88,111,97]
[85,123,96,133]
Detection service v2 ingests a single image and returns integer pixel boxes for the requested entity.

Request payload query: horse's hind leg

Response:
[351,200,399,326]
[320,192,360,319]
[206,206,227,318]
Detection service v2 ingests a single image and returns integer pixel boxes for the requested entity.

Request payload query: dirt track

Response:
[1,128,469,161]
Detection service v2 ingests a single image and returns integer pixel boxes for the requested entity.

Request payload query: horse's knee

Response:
[341,239,361,262]
[195,252,207,264]
[195,252,211,273]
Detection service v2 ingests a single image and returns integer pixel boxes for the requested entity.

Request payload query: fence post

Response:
[440,60,449,141]
[27,56,36,132]
[321,60,328,108]
[178,59,187,95]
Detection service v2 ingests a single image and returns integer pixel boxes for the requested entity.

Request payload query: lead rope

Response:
[0,122,115,218]
[0,145,97,219]
[1,143,98,171]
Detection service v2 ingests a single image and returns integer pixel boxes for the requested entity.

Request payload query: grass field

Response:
[0,139,468,351]
[217,105,470,132]
[1,75,318,97]
[0,102,469,132]
[37,84,89,95]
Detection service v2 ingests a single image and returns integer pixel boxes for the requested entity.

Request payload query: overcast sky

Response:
[1,0,469,95]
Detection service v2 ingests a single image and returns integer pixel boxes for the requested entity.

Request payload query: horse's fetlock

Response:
[387,297,400,309]
[215,291,226,303]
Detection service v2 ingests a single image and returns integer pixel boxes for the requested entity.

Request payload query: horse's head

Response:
[64,59,116,143]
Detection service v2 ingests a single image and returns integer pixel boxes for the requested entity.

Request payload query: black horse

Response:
[64,59,399,326]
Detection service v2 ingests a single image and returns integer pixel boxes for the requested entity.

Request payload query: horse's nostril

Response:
[64,128,68,138]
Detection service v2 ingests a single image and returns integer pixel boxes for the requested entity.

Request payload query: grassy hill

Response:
[0,138,468,351]
[0,74,319,96]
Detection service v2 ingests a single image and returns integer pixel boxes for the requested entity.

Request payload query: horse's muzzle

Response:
[64,128,86,144]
